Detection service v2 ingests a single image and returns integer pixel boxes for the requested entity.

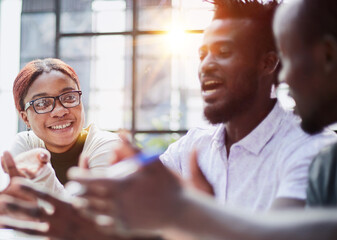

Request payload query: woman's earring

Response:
[26,125,31,137]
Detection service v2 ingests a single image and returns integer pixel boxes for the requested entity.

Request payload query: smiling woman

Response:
[4,58,120,194]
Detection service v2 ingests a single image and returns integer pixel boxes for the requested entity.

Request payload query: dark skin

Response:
[272,0,337,208]
[197,18,303,209]
[273,0,337,134]
[0,151,38,203]
[198,19,278,154]
[1,179,158,240]
[1,181,119,240]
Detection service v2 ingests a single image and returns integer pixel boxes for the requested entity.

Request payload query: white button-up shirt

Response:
[160,102,337,211]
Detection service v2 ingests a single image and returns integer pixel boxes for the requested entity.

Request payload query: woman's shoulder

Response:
[14,130,43,145]
[10,131,45,156]
[81,124,121,168]
[83,124,120,151]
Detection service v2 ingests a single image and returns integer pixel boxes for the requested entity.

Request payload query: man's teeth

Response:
[202,89,218,97]
[204,89,217,94]
[50,123,71,130]
[204,80,222,86]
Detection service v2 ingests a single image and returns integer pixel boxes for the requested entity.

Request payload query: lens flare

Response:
[165,25,186,54]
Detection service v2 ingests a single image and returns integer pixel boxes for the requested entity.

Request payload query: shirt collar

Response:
[212,101,286,155]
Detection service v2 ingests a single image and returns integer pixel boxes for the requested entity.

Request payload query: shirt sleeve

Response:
[9,131,36,157]
[306,144,337,206]
[6,132,66,195]
[32,163,65,194]
[276,137,328,201]
[160,141,183,175]
[160,130,198,176]
[82,124,121,173]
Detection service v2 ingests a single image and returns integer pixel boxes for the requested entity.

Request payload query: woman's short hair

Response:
[13,58,80,112]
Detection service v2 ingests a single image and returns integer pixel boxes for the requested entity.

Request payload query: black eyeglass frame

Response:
[24,90,82,114]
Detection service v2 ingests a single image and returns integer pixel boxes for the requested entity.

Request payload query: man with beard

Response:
[160,0,336,211]
[273,0,337,206]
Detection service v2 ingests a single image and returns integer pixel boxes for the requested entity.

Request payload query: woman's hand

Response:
[0,149,50,204]
[1,149,50,179]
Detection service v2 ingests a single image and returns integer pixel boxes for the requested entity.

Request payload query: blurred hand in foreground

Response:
[0,149,50,205]
[0,178,130,240]
[69,135,214,237]
[189,149,215,196]
[1,149,50,179]
[69,160,183,236]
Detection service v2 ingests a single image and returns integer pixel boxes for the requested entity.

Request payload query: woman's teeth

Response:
[50,123,71,130]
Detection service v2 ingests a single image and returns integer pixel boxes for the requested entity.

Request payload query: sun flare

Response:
[165,25,187,54]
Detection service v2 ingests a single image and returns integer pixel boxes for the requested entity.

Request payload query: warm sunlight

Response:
[165,24,187,55]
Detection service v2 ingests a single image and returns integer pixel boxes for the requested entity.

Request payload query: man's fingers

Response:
[0,215,49,235]
[189,149,215,195]
[1,156,6,171]
[18,182,65,207]
[78,179,118,198]
[0,194,45,220]
[83,196,116,215]
[2,151,22,178]
[6,202,45,219]
[112,131,140,164]
[3,225,48,237]
[68,167,100,180]
[68,168,121,198]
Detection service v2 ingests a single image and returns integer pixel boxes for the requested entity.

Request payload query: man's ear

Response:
[322,35,337,74]
[20,111,31,129]
[260,51,280,76]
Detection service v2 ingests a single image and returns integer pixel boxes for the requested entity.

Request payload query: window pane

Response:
[136,35,172,131]
[135,133,183,152]
[177,33,209,129]
[59,35,132,130]
[20,13,55,62]
[138,0,213,31]
[138,0,172,31]
[136,33,208,131]
[179,0,214,30]
[61,0,131,33]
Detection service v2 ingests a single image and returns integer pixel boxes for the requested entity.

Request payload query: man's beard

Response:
[296,99,331,135]
[300,118,323,135]
[204,104,228,124]
[203,98,245,125]
[202,70,259,125]
[299,105,330,135]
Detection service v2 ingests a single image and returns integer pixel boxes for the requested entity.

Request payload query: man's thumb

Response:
[189,149,215,196]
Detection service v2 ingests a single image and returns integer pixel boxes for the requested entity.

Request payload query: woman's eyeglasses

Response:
[24,90,82,114]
